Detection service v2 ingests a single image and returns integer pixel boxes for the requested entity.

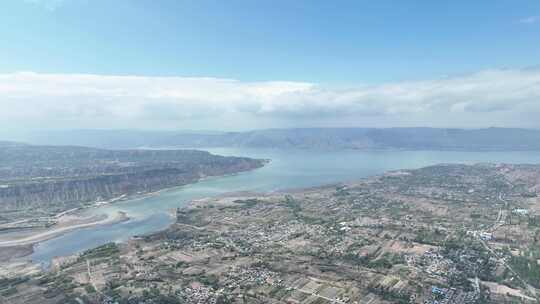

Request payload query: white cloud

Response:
[1,68,540,130]
[519,16,540,24]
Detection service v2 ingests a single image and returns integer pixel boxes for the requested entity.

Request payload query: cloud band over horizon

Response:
[1,68,540,131]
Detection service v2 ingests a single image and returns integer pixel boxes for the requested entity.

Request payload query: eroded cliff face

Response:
[1,162,260,209]
[0,144,265,220]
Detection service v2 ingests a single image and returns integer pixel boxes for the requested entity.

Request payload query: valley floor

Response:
[2,163,540,304]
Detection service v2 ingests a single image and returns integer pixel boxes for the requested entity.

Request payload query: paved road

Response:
[87,259,112,302]
[479,190,538,299]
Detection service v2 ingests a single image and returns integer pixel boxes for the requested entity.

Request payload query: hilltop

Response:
[17,127,540,151]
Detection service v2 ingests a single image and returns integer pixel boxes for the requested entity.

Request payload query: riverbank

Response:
[18,148,540,270]
[0,161,268,244]
[0,211,128,248]
[0,161,269,271]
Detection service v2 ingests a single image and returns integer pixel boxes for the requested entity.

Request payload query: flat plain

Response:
[2,163,540,303]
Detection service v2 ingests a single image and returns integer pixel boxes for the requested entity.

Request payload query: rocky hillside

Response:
[0,144,265,221]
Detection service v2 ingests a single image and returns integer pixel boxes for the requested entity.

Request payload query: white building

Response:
[512,208,529,216]
[479,232,493,241]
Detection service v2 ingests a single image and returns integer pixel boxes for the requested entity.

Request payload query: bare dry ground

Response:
[2,164,540,304]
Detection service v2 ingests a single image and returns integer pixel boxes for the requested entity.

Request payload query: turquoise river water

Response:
[31,148,540,266]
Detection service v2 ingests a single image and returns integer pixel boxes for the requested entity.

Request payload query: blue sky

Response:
[1,0,540,133]
[2,0,539,83]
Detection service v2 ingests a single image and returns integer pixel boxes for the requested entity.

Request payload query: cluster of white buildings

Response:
[466,230,493,241]
[512,208,529,216]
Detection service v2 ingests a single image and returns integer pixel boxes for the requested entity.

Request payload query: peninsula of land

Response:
[0,142,266,263]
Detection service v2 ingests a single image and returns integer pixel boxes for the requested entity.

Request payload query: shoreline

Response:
[92,161,270,207]
[0,211,129,248]
[0,162,268,264]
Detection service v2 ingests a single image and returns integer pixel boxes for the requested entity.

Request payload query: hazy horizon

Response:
[2,1,540,133]
[3,2,540,302]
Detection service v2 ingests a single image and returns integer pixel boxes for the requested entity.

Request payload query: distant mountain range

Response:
[11,127,540,151]
[0,141,28,148]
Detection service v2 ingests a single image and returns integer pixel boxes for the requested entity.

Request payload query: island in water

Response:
[1,163,539,303]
